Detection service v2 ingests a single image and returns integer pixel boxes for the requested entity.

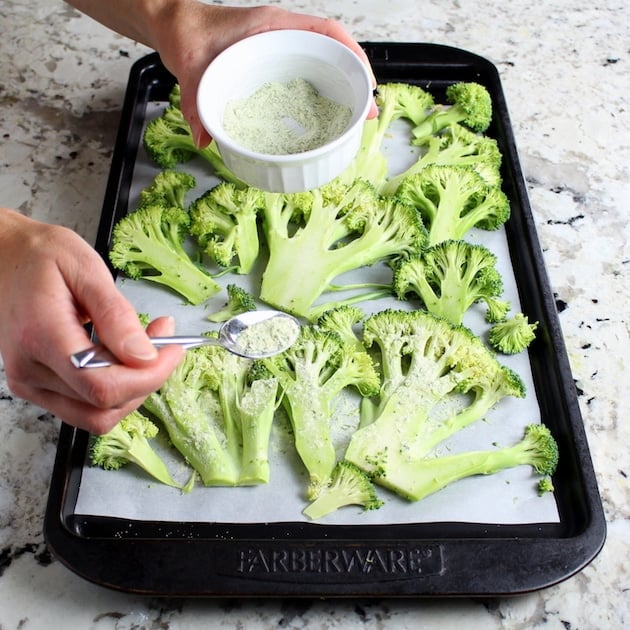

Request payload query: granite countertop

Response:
[1,0,628,627]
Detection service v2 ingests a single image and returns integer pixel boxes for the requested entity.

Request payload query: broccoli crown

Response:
[90,409,182,488]
[393,240,506,325]
[139,169,196,210]
[445,82,493,132]
[489,312,538,354]
[316,305,366,355]
[344,309,529,500]
[143,91,244,186]
[375,82,435,127]
[396,164,510,245]
[109,203,221,305]
[143,106,198,169]
[207,283,257,323]
[260,324,379,495]
[259,179,427,319]
[302,460,384,520]
[189,181,264,273]
[411,81,493,145]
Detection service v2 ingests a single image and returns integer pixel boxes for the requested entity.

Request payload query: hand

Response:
[150,2,379,147]
[0,210,184,434]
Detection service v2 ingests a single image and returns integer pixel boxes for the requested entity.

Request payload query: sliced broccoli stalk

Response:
[489,313,538,354]
[89,409,183,489]
[139,170,196,210]
[259,325,380,498]
[392,240,507,325]
[302,461,383,520]
[259,179,426,320]
[396,164,510,246]
[344,310,528,501]
[144,344,278,486]
[411,81,493,145]
[108,203,221,305]
[207,283,257,323]
[373,423,558,502]
[383,123,503,195]
[338,82,435,190]
[189,182,264,274]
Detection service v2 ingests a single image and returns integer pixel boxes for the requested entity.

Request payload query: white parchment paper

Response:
[74,108,560,525]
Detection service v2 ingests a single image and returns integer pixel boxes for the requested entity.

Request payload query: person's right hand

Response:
[149,2,379,148]
[0,209,184,434]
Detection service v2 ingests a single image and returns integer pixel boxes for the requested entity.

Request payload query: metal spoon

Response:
[70,310,300,369]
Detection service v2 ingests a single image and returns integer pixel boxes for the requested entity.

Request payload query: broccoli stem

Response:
[124,434,182,488]
[380,439,548,502]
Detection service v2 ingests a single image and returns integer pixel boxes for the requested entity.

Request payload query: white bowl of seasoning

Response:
[196,30,373,192]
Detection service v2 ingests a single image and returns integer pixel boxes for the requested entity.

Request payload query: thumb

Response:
[76,268,159,366]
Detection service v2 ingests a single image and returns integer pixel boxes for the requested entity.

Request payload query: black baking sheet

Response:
[44,45,606,597]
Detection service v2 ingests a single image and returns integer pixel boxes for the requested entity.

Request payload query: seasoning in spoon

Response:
[235,313,301,356]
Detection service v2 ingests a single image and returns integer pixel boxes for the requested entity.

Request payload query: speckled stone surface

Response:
[1,0,628,627]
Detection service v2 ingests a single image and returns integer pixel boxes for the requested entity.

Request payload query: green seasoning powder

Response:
[223,78,352,155]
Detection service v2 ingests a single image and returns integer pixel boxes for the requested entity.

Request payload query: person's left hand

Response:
[151,2,378,148]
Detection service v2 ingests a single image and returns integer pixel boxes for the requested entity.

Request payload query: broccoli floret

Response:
[259,324,380,498]
[537,476,555,496]
[338,82,434,189]
[317,305,366,355]
[344,309,529,501]
[393,240,509,325]
[489,312,538,354]
[143,86,244,186]
[109,203,221,305]
[383,123,503,195]
[189,181,264,273]
[396,164,510,245]
[143,344,279,486]
[259,179,427,320]
[302,461,383,520]
[139,169,196,210]
[90,409,184,489]
[411,82,493,145]
[207,283,257,323]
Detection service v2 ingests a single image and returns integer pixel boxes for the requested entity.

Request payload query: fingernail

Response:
[123,332,158,361]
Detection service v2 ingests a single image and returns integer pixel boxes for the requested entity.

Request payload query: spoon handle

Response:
[70,336,220,369]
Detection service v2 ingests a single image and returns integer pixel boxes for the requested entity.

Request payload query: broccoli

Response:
[411,81,493,146]
[537,476,555,496]
[207,283,257,323]
[489,312,538,354]
[139,169,196,210]
[259,324,380,498]
[316,305,366,355]
[338,82,434,190]
[302,460,383,520]
[90,409,184,489]
[143,86,244,186]
[392,240,509,325]
[344,309,529,501]
[258,179,427,320]
[396,164,510,246]
[189,181,264,274]
[382,122,503,195]
[375,423,558,502]
[109,202,221,305]
[143,343,279,486]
